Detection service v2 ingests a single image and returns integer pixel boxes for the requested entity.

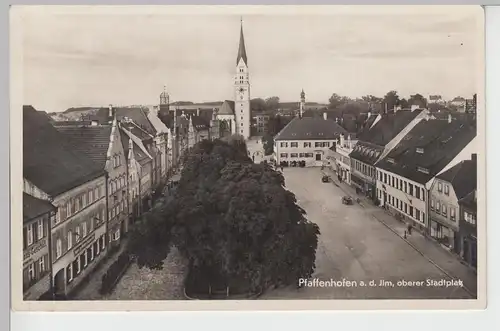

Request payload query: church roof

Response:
[236,22,248,65]
[219,100,235,115]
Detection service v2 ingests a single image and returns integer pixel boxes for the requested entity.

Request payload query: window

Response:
[67,231,73,249]
[384,173,387,184]
[399,179,403,189]
[290,153,298,158]
[82,222,87,237]
[442,205,447,217]
[56,239,62,259]
[450,208,456,220]
[28,263,35,281]
[465,211,476,225]
[304,142,311,148]
[75,227,81,242]
[280,153,288,158]
[39,256,45,274]
[84,250,88,267]
[438,182,443,192]
[417,167,429,174]
[436,201,441,212]
[409,184,414,196]
[404,182,408,193]
[444,185,450,195]
[305,153,314,157]
[67,264,73,283]
[27,224,33,246]
[299,153,305,157]
[409,207,414,217]
[314,142,321,147]
[416,187,421,199]
[94,188,99,200]
[416,209,421,221]
[280,142,288,148]
[291,142,298,148]
[391,176,395,187]
[404,203,408,214]
[37,220,44,240]
[113,229,121,241]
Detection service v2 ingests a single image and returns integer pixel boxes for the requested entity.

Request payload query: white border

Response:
[10,4,488,313]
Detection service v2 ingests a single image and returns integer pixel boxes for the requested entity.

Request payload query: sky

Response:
[17,6,482,112]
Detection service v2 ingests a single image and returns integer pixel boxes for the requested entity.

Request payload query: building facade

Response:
[274,115,347,167]
[22,193,56,300]
[330,134,357,184]
[458,190,477,269]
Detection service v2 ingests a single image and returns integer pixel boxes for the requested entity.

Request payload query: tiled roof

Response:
[95,107,156,135]
[358,109,423,146]
[275,117,347,141]
[349,141,384,165]
[458,189,477,211]
[52,121,93,126]
[437,157,477,200]
[119,127,150,165]
[218,100,235,115]
[23,193,56,224]
[23,105,105,197]
[376,118,476,184]
[54,125,112,169]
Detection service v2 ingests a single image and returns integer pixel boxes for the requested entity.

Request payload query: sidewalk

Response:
[71,238,129,300]
[321,167,477,297]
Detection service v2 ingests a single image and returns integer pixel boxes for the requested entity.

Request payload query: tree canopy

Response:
[129,136,320,293]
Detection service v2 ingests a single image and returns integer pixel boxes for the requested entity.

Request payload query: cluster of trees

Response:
[251,96,281,112]
[328,91,429,112]
[129,136,320,295]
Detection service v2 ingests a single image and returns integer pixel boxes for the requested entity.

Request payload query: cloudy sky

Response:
[17,6,482,112]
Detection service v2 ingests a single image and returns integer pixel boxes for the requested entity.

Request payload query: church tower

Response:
[159,85,170,116]
[234,18,251,139]
[299,89,306,118]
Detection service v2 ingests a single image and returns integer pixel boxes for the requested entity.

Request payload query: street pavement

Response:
[246,136,269,164]
[260,167,475,300]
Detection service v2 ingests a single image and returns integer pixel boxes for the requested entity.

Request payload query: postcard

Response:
[10,5,486,311]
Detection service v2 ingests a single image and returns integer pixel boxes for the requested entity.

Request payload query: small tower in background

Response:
[159,85,170,117]
[299,89,306,118]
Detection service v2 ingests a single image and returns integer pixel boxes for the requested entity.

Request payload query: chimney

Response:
[197,108,200,117]
[448,114,452,123]
[152,105,159,116]
[108,104,113,118]
[471,153,477,163]
[367,111,371,119]
[340,134,345,147]
[323,112,327,120]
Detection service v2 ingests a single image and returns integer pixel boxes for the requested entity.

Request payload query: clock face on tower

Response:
[238,87,245,93]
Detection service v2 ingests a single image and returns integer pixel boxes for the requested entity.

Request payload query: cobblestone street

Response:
[260,167,476,300]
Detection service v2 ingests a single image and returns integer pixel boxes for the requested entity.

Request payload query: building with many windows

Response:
[429,155,477,251]
[329,133,358,184]
[23,105,108,298]
[54,112,129,248]
[22,193,56,300]
[375,117,476,234]
[349,109,429,199]
[274,114,347,166]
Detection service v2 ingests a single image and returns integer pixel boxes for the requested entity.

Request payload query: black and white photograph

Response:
[10,5,485,310]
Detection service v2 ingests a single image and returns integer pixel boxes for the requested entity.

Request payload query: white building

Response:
[375,116,477,233]
[274,113,347,167]
[330,134,358,184]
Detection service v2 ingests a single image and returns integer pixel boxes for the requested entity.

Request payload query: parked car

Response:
[321,175,330,183]
[342,196,353,205]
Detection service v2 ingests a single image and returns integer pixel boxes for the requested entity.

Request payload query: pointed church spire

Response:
[236,18,248,65]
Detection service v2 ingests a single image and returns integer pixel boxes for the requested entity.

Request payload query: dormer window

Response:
[417,166,429,174]
[387,158,395,164]
[416,148,424,154]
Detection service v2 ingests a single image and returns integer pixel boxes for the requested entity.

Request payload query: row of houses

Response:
[22,102,222,300]
[273,107,478,269]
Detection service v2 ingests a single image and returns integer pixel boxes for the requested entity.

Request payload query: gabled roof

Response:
[218,100,235,115]
[236,22,248,65]
[275,117,347,141]
[349,141,384,165]
[54,125,112,169]
[376,118,476,184]
[23,105,105,197]
[23,193,56,224]
[95,107,156,135]
[437,158,477,200]
[358,109,423,146]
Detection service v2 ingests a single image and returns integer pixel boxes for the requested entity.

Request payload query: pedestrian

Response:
[407,224,412,235]
[403,230,407,239]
